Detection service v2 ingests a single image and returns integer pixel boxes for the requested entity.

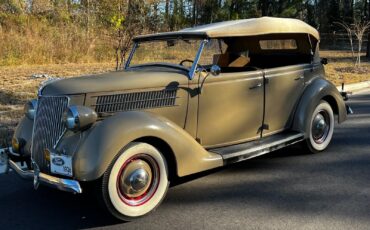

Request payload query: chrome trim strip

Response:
[125,42,138,70]
[222,133,304,160]
[53,129,67,149]
[189,39,208,80]
[7,158,82,194]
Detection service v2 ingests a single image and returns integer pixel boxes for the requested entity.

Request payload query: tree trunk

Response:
[115,46,119,71]
[366,32,370,58]
[193,0,197,25]
[165,0,170,29]
[86,0,90,37]
[343,0,354,23]
[180,0,184,20]
[259,0,270,16]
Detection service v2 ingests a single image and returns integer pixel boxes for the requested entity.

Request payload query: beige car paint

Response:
[41,68,189,96]
[86,85,190,129]
[193,70,264,147]
[263,64,306,136]
[11,18,347,182]
[136,17,320,41]
[72,111,223,180]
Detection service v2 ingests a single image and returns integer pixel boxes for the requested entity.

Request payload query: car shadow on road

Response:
[0,144,310,229]
[0,175,122,229]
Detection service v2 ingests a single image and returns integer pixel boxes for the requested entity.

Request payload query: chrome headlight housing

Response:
[62,105,97,131]
[24,99,38,120]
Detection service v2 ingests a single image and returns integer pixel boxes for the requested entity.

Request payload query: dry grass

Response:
[0,50,369,147]
[321,50,370,85]
[0,17,115,66]
[0,63,115,147]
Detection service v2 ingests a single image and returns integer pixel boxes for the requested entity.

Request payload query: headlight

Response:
[24,99,38,120]
[62,105,97,131]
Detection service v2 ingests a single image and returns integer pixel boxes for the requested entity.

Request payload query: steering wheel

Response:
[179,59,194,66]
[247,66,261,70]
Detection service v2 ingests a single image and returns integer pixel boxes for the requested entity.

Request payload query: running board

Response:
[209,132,305,165]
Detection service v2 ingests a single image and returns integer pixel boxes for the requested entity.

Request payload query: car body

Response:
[5,17,348,220]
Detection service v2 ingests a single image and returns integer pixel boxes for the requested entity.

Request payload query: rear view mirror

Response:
[321,58,328,65]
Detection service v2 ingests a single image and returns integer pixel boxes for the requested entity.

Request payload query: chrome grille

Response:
[94,89,177,114]
[32,96,69,171]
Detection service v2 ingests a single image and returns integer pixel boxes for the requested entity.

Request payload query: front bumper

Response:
[1,148,82,194]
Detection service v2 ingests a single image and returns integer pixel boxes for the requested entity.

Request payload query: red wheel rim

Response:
[116,154,160,207]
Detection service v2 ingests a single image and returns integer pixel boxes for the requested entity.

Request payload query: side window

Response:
[200,39,253,71]
[259,39,298,50]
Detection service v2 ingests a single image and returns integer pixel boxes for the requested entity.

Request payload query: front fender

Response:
[74,111,222,181]
[13,117,33,156]
[292,77,347,137]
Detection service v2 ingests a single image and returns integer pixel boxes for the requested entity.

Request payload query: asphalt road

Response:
[1,90,370,230]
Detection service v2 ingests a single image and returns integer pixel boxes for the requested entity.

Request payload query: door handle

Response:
[249,83,262,90]
[295,76,304,80]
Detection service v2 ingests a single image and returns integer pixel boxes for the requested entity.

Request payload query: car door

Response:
[196,70,264,148]
[262,64,306,136]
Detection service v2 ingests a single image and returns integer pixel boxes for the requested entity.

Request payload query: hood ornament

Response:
[37,77,63,96]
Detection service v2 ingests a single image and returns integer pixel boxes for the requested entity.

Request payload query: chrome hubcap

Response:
[117,154,159,206]
[312,110,330,144]
[129,168,149,191]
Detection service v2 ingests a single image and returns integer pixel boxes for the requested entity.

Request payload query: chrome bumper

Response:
[1,148,82,194]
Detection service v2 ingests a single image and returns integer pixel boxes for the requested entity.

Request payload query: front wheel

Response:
[304,100,334,153]
[99,142,169,221]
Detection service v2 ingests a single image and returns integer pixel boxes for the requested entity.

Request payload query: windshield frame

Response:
[125,38,208,80]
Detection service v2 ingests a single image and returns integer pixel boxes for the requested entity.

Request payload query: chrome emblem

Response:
[52,157,65,166]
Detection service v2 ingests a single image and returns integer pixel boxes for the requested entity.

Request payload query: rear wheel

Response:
[304,100,334,153]
[99,142,169,221]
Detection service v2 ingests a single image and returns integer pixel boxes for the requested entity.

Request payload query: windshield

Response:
[127,38,228,76]
[129,39,202,69]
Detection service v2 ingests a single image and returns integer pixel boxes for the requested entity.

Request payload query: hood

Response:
[41,67,189,96]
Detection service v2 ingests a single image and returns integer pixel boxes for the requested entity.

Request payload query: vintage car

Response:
[4,17,349,220]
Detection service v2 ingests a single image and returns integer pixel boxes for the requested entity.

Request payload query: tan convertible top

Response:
[134,17,319,41]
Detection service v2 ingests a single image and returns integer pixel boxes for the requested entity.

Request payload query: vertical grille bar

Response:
[31,96,69,172]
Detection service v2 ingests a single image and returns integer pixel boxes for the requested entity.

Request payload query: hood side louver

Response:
[94,89,178,115]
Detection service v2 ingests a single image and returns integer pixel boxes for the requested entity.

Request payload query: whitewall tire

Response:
[305,100,334,153]
[100,142,169,221]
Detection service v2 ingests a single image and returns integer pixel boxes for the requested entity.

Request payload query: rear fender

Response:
[292,78,347,137]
